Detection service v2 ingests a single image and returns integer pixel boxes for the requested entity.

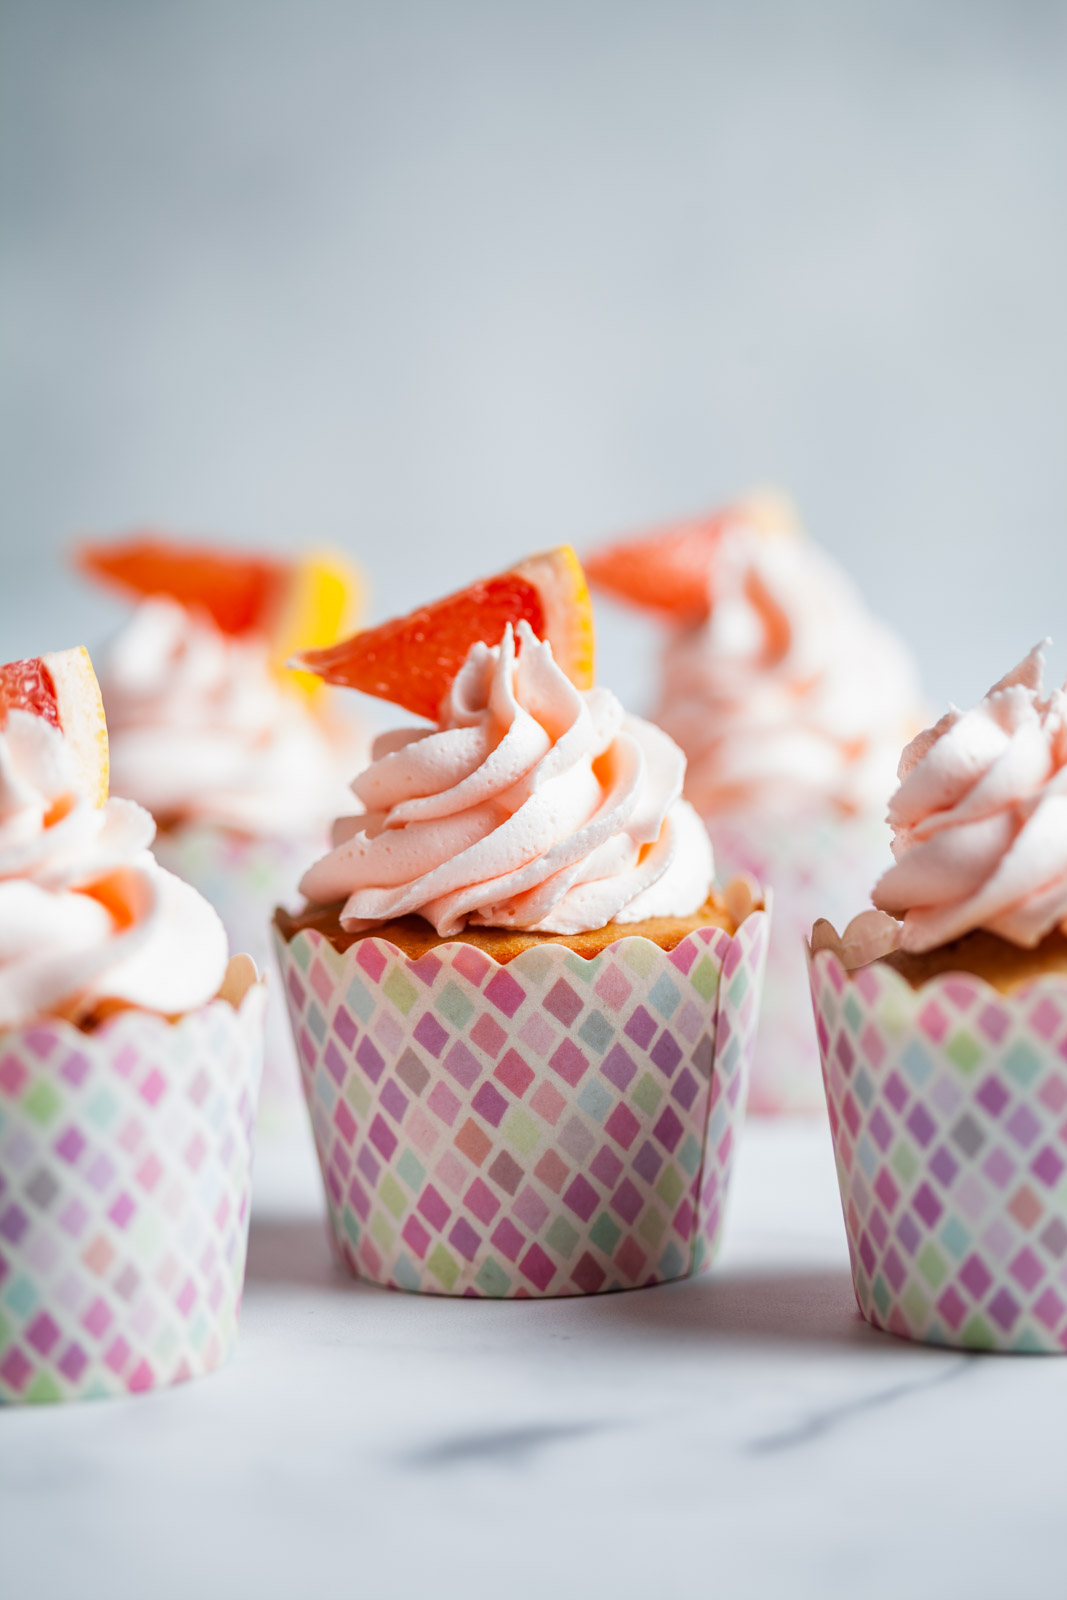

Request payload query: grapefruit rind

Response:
[43,647,110,808]
[291,545,596,719]
[585,490,799,621]
[76,533,363,695]
[512,544,595,691]
[0,647,110,808]
[277,551,362,697]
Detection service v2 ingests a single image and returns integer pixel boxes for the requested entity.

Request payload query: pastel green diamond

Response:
[383,967,418,1016]
[632,1073,663,1117]
[379,1174,408,1220]
[545,1216,580,1258]
[428,1243,460,1290]
[637,1207,667,1248]
[916,1242,948,1290]
[370,1210,396,1252]
[502,1107,541,1155]
[688,955,719,1002]
[946,1030,983,1075]
[590,1212,622,1254]
[20,1080,62,1126]
[436,982,474,1029]
[655,1165,684,1209]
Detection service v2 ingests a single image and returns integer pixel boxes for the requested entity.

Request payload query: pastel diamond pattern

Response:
[0,990,264,1402]
[277,912,767,1297]
[155,821,321,1139]
[713,810,890,1113]
[810,949,1067,1353]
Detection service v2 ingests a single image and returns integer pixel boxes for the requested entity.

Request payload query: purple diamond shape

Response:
[906,1103,937,1148]
[976,1076,1010,1118]
[959,1253,993,1300]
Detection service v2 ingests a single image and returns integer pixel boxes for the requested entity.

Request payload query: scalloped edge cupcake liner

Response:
[809,945,1067,1352]
[275,909,769,1297]
[709,810,891,1115]
[0,985,266,1402]
[154,822,323,1137]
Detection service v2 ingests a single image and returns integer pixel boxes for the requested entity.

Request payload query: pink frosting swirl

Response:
[0,709,229,1026]
[300,621,714,937]
[100,598,363,838]
[658,522,923,816]
[873,644,1067,951]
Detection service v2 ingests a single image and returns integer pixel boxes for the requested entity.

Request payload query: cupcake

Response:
[585,494,925,1113]
[274,547,769,1298]
[810,643,1067,1352]
[0,645,265,1401]
[75,533,364,1137]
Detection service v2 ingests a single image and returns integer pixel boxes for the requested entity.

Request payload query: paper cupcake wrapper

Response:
[154,823,323,1138]
[810,947,1067,1352]
[0,986,265,1402]
[275,910,768,1297]
[710,809,891,1115]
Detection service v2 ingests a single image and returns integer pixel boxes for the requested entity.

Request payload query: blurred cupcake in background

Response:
[75,533,366,1138]
[586,493,925,1113]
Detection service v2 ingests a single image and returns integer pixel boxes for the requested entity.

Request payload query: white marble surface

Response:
[3,1116,1066,1600]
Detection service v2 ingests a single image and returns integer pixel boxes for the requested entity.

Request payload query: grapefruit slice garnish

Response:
[584,490,798,622]
[76,534,360,693]
[291,545,595,721]
[0,646,109,806]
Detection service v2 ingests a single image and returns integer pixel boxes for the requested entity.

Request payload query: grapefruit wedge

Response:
[584,491,798,622]
[291,546,595,721]
[0,646,109,806]
[76,533,360,693]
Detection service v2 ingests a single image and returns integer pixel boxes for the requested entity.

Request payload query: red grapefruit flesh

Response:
[584,491,798,622]
[0,647,109,806]
[77,536,290,636]
[291,546,595,721]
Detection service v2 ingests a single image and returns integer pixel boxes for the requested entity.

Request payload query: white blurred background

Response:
[2,0,1066,716]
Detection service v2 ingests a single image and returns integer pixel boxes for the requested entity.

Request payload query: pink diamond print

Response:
[860,1023,886,1069]
[452,946,491,985]
[519,1243,556,1291]
[959,1254,993,1300]
[1038,1075,1067,1115]
[472,1013,508,1059]
[1033,1287,1067,1330]
[0,1051,31,1097]
[402,1215,431,1258]
[936,1285,968,1331]
[427,1081,460,1127]
[594,965,632,1012]
[82,1297,112,1339]
[464,1178,500,1226]
[513,1186,549,1230]
[310,960,333,1004]
[491,1217,524,1261]
[484,969,525,1019]
[1030,997,1063,1041]
[529,1081,566,1126]
[139,1068,167,1107]
[25,1311,60,1356]
[495,1050,535,1098]
[1009,1246,1044,1293]
[987,1287,1021,1332]
[917,1001,948,1042]
[977,1003,1010,1044]
[356,942,387,982]
[520,1013,556,1058]
[0,1347,32,1392]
